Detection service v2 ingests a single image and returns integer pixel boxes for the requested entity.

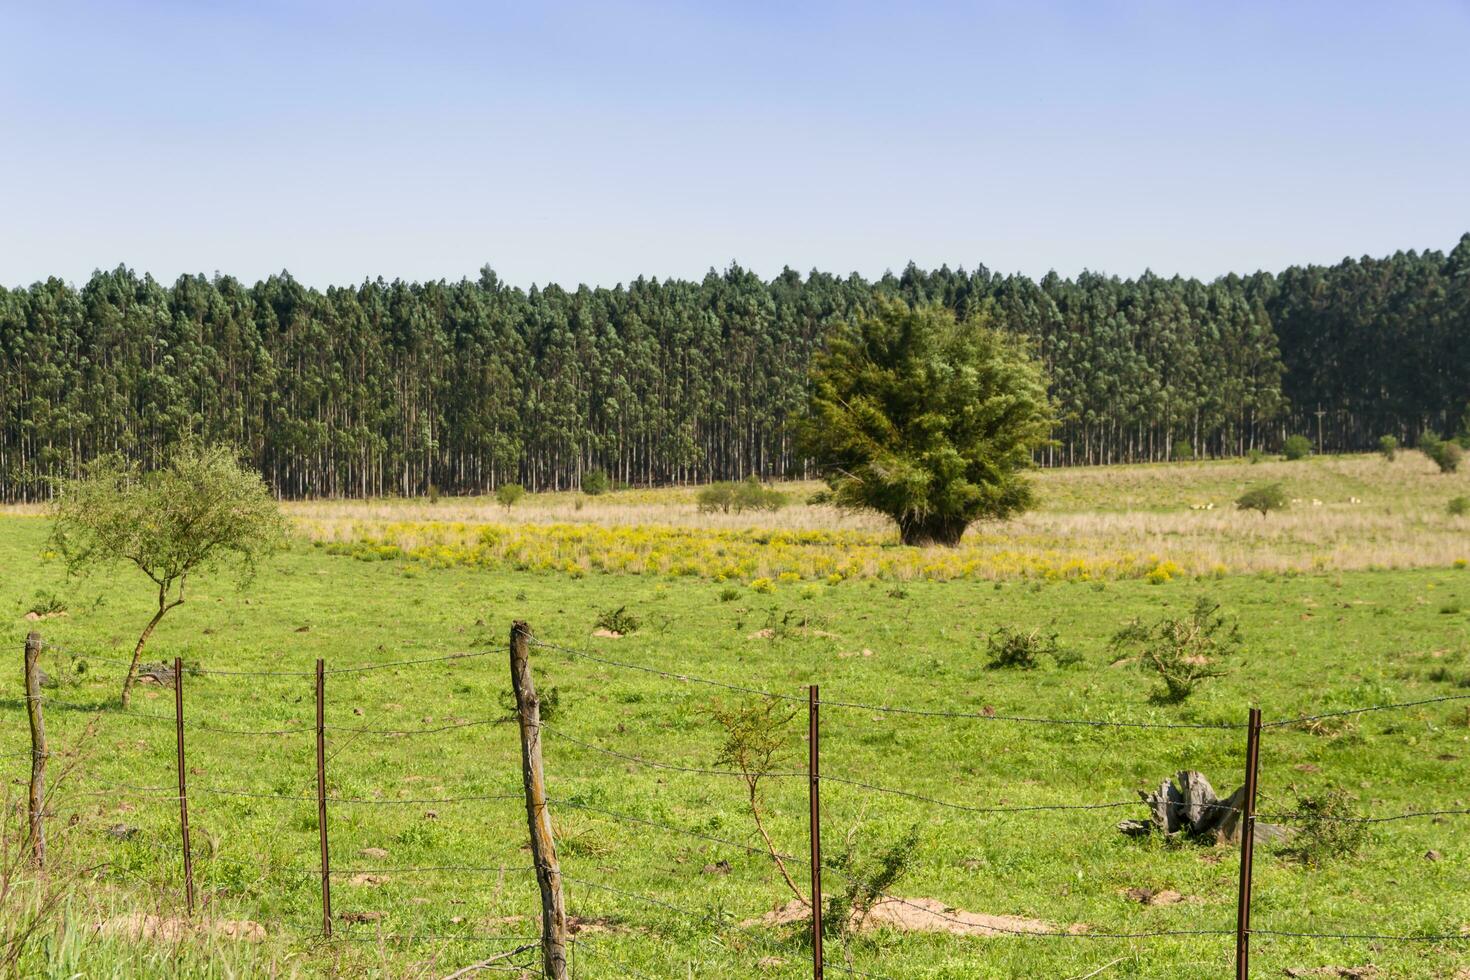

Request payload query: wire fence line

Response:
[16,625,1470,980]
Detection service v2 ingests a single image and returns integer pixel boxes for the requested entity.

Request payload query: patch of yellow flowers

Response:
[312,520,1195,585]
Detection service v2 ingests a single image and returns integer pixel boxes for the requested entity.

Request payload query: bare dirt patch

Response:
[750,897,1085,936]
[95,913,266,943]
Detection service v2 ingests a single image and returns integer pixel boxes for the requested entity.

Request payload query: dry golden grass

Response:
[7,453,1465,579]
[279,453,1469,579]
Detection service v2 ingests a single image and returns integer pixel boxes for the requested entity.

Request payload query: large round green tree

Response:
[802,299,1053,546]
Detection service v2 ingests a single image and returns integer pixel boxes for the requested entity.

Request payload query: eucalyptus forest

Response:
[2,236,1467,501]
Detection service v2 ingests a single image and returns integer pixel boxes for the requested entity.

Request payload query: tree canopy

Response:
[802,300,1053,546]
[50,443,286,706]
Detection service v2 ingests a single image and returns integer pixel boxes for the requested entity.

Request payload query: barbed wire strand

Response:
[524,633,1233,729]
[523,634,805,703]
[38,640,493,677]
[1251,927,1470,942]
[547,798,799,862]
[1262,693,1470,728]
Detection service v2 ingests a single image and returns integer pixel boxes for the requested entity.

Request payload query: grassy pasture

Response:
[0,455,1468,977]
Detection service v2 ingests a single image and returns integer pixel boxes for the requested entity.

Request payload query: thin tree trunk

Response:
[121,584,180,709]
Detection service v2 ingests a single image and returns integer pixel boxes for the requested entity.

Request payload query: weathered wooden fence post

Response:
[173,656,196,915]
[808,684,824,980]
[1234,707,1263,980]
[24,631,46,867]
[509,621,569,980]
[315,658,333,937]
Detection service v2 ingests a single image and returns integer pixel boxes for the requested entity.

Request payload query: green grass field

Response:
[3,458,1469,978]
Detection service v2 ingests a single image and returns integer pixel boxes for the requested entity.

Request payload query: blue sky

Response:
[2,1,1467,288]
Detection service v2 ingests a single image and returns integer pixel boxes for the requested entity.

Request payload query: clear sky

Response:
[2,1,1467,289]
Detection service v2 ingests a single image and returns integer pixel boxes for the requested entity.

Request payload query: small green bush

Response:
[1236,483,1288,518]
[985,626,1063,670]
[1110,596,1241,704]
[594,605,640,635]
[1282,435,1312,460]
[1247,448,1265,464]
[735,476,787,512]
[1377,435,1398,461]
[1171,439,1194,461]
[805,489,833,506]
[717,586,741,602]
[581,469,610,496]
[1420,433,1462,473]
[495,483,525,510]
[1288,788,1368,865]
[698,478,786,513]
[1449,496,1469,517]
[28,590,66,617]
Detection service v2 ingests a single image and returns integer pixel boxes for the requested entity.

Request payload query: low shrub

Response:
[1282,434,1312,460]
[1377,434,1399,460]
[594,605,640,635]
[581,469,610,496]
[1449,496,1469,517]
[1287,788,1368,865]
[1110,596,1241,703]
[985,626,1057,670]
[1420,433,1462,473]
[1171,439,1194,461]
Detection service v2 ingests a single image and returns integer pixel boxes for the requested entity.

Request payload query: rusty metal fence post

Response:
[809,684,823,980]
[1234,707,1263,979]
[24,632,46,867]
[173,656,196,915]
[315,658,333,937]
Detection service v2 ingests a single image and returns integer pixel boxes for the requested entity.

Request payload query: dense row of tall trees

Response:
[2,236,1466,500]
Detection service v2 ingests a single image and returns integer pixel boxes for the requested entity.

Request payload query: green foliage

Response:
[825,822,923,937]
[984,625,1064,670]
[581,469,610,496]
[27,589,66,616]
[1235,483,1289,517]
[1287,788,1369,865]
[1247,448,1266,464]
[1282,434,1312,460]
[1110,597,1241,703]
[494,483,526,510]
[5,244,1470,504]
[698,477,785,514]
[696,482,737,514]
[1377,435,1399,460]
[1448,496,1469,517]
[802,300,1054,546]
[594,605,640,635]
[1171,439,1194,461]
[1419,433,1462,473]
[717,586,741,602]
[48,443,286,705]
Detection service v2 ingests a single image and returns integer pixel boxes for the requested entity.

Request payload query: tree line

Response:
[2,235,1466,500]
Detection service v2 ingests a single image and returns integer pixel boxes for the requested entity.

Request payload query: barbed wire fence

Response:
[16,625,1470,979]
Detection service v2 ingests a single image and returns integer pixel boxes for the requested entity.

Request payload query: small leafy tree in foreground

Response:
[1236,483,1289,518]
[495,483,526,511]
[49,444,286,708]
[801,300,1054,546]
[1282,435,1312,460]
[1377,435,1398,461]
[1171,439,1194,461]
[1110,596,1241,704]
[711,697,807,906]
